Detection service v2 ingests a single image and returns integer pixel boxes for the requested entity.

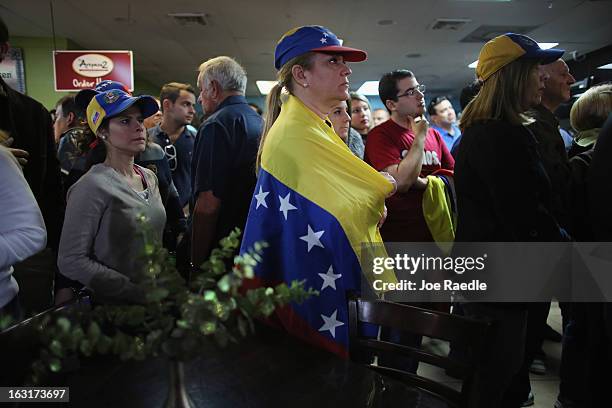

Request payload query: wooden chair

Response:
[348,294,492,408]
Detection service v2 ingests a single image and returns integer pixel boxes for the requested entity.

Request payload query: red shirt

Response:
[365,119,454,242]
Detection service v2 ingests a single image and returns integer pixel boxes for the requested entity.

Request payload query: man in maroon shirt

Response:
[365,69,454,242]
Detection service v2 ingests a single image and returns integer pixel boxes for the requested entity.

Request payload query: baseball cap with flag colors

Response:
[86,89,158,134]
[476,33,564,81]
[75,80,132,110]
[274,25,367,70]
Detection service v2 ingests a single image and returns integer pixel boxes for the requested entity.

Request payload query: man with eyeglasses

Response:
[149,82,197,210]
[365,69,454,244]
[427,96,462,152]
[365,69,455,374]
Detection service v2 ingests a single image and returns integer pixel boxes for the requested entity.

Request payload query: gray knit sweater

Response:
[58,163,166,303]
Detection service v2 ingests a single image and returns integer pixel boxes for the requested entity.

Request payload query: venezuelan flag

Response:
[240,95,394,357]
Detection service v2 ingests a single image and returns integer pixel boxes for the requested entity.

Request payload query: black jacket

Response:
[588,114,612,241]
[454,120,565,242]
[528,105,571,229]
[0,78,64,250]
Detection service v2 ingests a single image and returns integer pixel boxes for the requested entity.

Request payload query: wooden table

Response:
[11,326,450,408]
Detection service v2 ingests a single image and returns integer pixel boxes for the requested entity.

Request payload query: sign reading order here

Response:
[53,50,133,92]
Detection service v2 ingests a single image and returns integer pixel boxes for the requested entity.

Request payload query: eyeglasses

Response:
[397,84,426,98]
[164,143,177,171]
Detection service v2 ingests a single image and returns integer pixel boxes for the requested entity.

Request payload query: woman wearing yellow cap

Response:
[454,33,567,407]
[58,89,165,304]
[241,26,394,357]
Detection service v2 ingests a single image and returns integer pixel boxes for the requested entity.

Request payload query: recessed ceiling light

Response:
[468,42,559,68]
[377,19,395,26]
[356,81,379,96]
[256,81,277,95]
[597,63,612,69]
[538,42,559,50]
[405,53,422,58]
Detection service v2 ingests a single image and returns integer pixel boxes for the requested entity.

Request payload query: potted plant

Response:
[27,223,316,407]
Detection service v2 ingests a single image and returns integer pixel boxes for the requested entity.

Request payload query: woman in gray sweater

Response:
[58,89,166,304]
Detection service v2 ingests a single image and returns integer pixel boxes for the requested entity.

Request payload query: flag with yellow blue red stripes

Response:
[240,95,394,357]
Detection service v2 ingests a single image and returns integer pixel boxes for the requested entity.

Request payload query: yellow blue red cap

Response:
[75,80,131,110]
[476,33,564,81]
[86,89,158,134]
[274,25,367,70]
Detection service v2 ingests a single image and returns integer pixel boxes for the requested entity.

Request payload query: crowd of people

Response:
[1,15,611,407]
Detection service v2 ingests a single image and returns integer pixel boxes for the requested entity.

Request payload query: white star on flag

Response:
[300,225,325,252]
[319,310,344,338]
[318,266,342,291]
[278,192,297,220]
[254,186,269,209]
[320,37,327,44]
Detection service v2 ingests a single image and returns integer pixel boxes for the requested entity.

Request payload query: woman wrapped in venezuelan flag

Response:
[240,25,395,357]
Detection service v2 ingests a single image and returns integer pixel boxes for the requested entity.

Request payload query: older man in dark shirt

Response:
[190,56,263,266]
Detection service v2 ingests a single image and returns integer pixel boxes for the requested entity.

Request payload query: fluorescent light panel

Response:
[598,63,612,70]
[256,80,277,95]
[538,42,560,50]
[356,81,379,96]
[468,42,559,68]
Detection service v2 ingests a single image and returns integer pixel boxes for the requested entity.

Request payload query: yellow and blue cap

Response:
[75,80,131,110]
[86,89,158,134]
[274,25,367,70]
[476,33,564,81]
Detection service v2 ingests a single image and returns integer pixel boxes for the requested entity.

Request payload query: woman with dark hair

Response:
[58,89,165,304]
[77,83,185,250]
[454,33,566,407]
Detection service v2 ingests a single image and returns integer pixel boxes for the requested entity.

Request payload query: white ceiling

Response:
[1,0,612,98]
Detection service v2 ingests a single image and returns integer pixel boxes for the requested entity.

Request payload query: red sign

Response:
[53,50,134,92]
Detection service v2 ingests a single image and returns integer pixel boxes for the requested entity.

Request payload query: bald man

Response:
[542,59,576,113]
[531,58,576,229]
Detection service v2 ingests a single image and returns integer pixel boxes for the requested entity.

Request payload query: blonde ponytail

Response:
[256,84,283,172]
[255,52,315,174]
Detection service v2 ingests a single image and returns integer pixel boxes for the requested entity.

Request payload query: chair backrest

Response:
[347,294,492,408]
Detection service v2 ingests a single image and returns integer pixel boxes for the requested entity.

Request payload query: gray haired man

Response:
[190,56,264,266]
